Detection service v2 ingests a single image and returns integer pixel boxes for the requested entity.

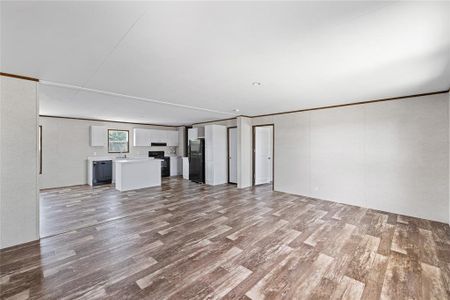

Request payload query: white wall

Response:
[39,117,177,189]
[253,93,449,223]
[0,76,39,249]
[237,116,252,188]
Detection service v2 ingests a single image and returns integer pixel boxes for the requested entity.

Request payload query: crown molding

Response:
[39,115,180,128]
[0,72,39,82]
[4,72,447,126]
[190,89,449,126]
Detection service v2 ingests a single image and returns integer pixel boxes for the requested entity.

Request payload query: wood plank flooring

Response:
[1,177,450,299]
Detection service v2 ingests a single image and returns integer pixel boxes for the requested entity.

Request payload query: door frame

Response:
[227,126,237,184]
[252,124,275,189]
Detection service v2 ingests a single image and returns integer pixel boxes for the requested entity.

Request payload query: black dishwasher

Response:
[92,160,112,186]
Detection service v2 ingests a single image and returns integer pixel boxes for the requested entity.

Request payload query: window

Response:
[108,129,129,153]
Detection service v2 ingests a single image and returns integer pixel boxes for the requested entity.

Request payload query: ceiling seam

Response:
[70,7,150,101]
[40,80,238,116]
[60,6,237,117]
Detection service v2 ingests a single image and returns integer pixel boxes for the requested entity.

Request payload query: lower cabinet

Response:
[170,156,182,176]
[182,157,189,179]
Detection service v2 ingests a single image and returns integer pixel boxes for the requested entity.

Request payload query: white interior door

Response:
[255,126,273,185]
[228,127,237,183]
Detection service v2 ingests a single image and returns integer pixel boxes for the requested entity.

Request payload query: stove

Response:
[148,151,170,177]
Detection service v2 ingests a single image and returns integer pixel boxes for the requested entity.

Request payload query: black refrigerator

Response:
[189,139,205,183]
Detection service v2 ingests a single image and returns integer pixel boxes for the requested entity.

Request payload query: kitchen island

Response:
[115,158,161,191]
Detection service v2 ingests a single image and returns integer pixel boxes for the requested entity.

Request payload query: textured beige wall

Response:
[1,76,39,248]
[252,93,449,223]
[39,117,177,189]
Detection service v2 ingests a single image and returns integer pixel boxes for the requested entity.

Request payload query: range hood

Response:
[151,142,167,147]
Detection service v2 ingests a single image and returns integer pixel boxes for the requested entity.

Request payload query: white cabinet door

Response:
[150,129,167,143]
[167,131,178,146]
[133,128,151,146]
[228,127,238,183]
[149,130,159,143]
[134,128,177,146]
[197,127,205,138]
[204,125,227,185]
[170,157,181,176]
[205,126,213,159]
[182,157,189,179]
[189,127,205,141]
[90,126,107,147]
[157,130,167,143]
[205,126,213,184]
[188,128,198,141]
[177,157,182,174]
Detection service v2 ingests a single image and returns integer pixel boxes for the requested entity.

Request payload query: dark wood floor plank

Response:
[1,177,449,299]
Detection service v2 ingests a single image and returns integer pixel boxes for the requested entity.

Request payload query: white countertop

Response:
[87,156,162,186]
[115,158,161,164]
[87,156,115,161]
[87,156,155,161]
[88,155,183,162]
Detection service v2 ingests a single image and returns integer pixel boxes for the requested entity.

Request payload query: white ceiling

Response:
[1,1,449,126]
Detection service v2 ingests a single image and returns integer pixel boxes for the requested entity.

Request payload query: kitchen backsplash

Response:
[149,146,177,156]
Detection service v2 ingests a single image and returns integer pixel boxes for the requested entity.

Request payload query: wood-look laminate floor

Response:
[1,177,449,299]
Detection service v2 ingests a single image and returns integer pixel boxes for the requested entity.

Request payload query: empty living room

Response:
[0,1,449,299]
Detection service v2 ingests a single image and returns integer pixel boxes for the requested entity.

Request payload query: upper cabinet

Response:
[188,127,205,141]
[166,131,179,146]
[133,128,178,147]
[90,126,107,147]
[149,130,165,144]
[133,128,150,147]
[188,128,197,141]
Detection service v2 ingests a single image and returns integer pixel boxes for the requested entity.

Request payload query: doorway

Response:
[227,127,237,184]
[252,124,274,187]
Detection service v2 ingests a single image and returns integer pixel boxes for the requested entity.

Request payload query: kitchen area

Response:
[85,123,231,191]
[87,125,183,191]
[38,115,234,193]
[37,116,232,238]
